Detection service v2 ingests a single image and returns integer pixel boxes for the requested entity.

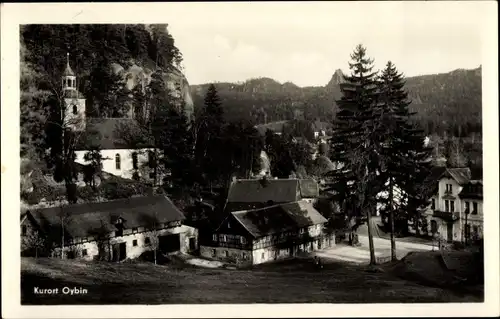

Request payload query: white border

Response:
[2,2,499,318]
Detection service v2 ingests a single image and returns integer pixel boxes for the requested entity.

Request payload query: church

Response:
[60,53,193,182]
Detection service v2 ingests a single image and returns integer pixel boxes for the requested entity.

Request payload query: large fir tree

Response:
[377,61,433,260]
[196,84,225,190]
[326,44,385,265]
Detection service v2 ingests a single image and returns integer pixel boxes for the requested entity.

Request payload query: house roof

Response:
[76,118,151,150]
[230,200,327,238]
[27,195,185,240]
[226,178,319,205]
[445,168,471,185]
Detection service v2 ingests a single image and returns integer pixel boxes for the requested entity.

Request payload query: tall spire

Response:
[63,52,75,76]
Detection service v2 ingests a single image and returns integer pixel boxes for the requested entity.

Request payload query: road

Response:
[311,235,434,264]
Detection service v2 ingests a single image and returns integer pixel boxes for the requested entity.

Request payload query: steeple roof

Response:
[63,52,75,76]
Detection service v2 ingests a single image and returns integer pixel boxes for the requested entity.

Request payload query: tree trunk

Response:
[366,204,376,265]
[389,177,397,261]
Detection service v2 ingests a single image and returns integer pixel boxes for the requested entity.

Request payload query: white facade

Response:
[75,148,152,179]
[424,176,483,243]
[54,224,198,261]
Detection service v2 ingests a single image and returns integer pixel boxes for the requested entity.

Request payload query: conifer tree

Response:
[326,45,384,265]
[377,61,433,260]
[196,84,225,190]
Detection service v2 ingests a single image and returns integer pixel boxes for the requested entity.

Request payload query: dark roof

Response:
[28,195,185,239]
[63,62,75,76]
[445,168,471,185]
[254,121,289,136]
[230,200,327,238]
[458,180,483,199]
[226,178,319,205]
[76,118,150,150]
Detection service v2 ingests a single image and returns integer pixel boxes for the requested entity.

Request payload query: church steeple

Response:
[62,52,76,92]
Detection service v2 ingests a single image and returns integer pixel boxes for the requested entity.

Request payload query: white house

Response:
[21,195,198,261]
[200,200,335,266]
[422,167,481,243]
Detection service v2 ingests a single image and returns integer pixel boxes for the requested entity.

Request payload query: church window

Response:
[115,154,121,170]
[132,152,138,170]
[148,151,156,168]
[72,104,78,115]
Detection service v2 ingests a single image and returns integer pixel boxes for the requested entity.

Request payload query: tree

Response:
[22,229,47,258]
[326,45,384,265]
[195,84,225,190]
[83,145,104,190]
[377,61,433,261]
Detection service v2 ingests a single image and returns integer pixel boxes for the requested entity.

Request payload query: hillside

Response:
[21,255,481,304]
[191,67,482,136]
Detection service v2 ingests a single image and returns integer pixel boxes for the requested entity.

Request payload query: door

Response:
[447,223,453,242]
[159,234,180,253]
[112,242,126,262]
[189,237,196,251]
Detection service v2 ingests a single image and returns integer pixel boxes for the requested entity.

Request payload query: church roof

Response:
[63,62,75,76]
[76,118,152,150]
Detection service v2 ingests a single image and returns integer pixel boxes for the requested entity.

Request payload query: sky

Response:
[161,2,485,87]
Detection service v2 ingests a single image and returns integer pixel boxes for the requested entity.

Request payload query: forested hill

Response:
[191,67,482,136]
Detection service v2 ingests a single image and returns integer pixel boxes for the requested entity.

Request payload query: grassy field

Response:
[21,253,483,304]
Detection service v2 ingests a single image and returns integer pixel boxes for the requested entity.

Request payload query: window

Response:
[445,200,449,212]
[220,235,227,242]
[132,227,138,233]
[445,184,453,193]
[431,198,436,210]
[148,151,156,168]
[212,234,217,242]
[472,202,478,215]
[82,249,87,256]
[22,225,27,236]
[72,104,78,115]
[240,237,246,244]
[227,221,231,229]
[145,237,151,245]
[115,153,121,170]
[450,201,455,213]
[132,152,138,170]
[133,239,138,247]
[430,220,438,234]
[261,252,265,260]
[212,249,216,257]
[465,201,470,213]
[224,250,229,257]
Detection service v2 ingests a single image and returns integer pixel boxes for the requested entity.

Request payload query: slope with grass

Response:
[21,255,482,304]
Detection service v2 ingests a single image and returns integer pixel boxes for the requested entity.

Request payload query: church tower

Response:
[62,53,86,131]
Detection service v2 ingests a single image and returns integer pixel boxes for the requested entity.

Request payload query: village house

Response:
[423,167,483,243]
[200,200,335,265]
[224,178,320,213]
[21,195,198,261]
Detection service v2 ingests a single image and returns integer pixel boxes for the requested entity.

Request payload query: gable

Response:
[230,200,327,238]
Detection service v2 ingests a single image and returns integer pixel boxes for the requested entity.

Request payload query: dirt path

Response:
[312,235,433,264]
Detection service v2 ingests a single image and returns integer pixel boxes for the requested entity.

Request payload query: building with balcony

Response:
[199,200,334,266]
[423,167,483,243]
